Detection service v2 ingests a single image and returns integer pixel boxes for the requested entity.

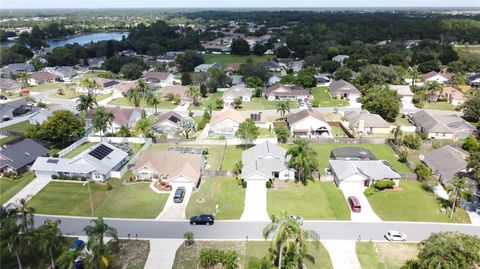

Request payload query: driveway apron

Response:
[340,182,382,222]
[240,179,270,221]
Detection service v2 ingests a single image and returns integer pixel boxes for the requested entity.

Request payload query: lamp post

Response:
[83,181,94,214]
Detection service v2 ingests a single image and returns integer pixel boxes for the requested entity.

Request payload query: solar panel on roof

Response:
[47,159,59,164]
[88,144,113,160]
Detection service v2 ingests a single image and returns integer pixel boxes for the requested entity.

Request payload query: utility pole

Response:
[84,181,94,214]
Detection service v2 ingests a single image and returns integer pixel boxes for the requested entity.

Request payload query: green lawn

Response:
[395,114,411,126]
[28,173,168,218]
[62,142,98,158]
[331,126,348,137]
[0,136,18,146]
[0,120,34,133]
[367,180,470,223]
[267,181,351,220]
[357,242,419,269]
[423,101,455,111]
[222,146,244,170]
[0,172,35,204]
[186,177,245,220]
[311,87,349,107]
[108,96,177,109]
[258,127,275,138]
[455,45,480,61]
[27,82,65,92]
[239,98,299,110]
[203,54,272,67]
[202,92,223,111]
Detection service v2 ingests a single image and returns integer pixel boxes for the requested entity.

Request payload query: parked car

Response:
[289,215,304,225]
[385,231,407,241]
[173,186,186,203]
[0,95,7,100]
[348,196,362,212]
[190,214,215,225]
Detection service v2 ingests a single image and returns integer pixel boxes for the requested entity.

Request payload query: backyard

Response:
[367,180,470,223]
[356,242,419,269]
[62,142,98,158]
[203,54,272,67]
[311,87,349,107]
[267,181,351,220]
[423,101,455,111]
[186,176,245,219]
[0,172,35,204]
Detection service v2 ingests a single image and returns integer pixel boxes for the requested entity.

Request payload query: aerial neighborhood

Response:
[0,7,479,269]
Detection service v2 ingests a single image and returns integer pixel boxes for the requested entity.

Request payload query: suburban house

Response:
[222,85,254,108]
[268,74,282,85]
[29,106,79,125]
[152,111,184,137]
[389,85,414,109]
[226,63,241,74]
[230,75,245,86]
[113,81,139,95]
[466,73,480,87]
[344,110,391,135]
[0,99,36,122]
[411,110,475,140]
[0,139,49,174]
[330,147,377,161]
[1,63,34,78]
[329,160,401,187]
[86,106,142,133]
[92,77,119,90]
[0,78,21,93]
[87,57,105,68]
[442,86,467,106]
[332,55,349,65]
[329,80,361,100]
[263,60,282,72]
[264,83,310,101]
[315,74,331,86]
[208,109,247,138]
[133,151,205,189]
[157,55,176,64]
[162,85,189,100]
[194,63,221,72]
[286,109,332,138]
[420,145,469,186]
[32,142,128,182]
[241,141,295,181]
[28,72,60,85]
[143,72,175,86]
[46,66,77,81]
[422,71,453,84]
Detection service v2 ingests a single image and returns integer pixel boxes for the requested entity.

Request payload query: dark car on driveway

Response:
[173,186,186,203]
[190,214,214,225]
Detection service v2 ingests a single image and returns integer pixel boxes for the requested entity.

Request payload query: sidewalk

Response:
[3,176,50,207]
[144,239,184,269]
[322,240,361,269]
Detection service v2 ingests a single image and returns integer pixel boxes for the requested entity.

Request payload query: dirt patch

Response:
[173,241,246,269]
[375,242,419,269]
[110,240,150,269]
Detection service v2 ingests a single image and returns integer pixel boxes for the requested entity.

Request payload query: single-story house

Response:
[241,141,295,181]
[92,77,119,89]
[32,142,128,182]
[420,145,469,186]
[0,78,21,93]
[264,83,310,101]
[466,73,480,87]
[268,74,282,85]
[29,106,79,125]
[344,110,391,135]
[411,110,474,140]
[329,160,401,187]
[329,80,361,100]
[86,106,142,133]
[330,147,377,161]
[1,63,34,78]
[152,111,184,137]
[208,109,247,138]
[143,72,175,85]
[47,66,77,82]
[162,85,189,99]
[87,57,105,68]
[133,151,205,189]
[315,74,331,86]
[332,55,349,65]
[442,87,467,106]
[230,75,245,86]
[422,71,453,84]
[263,60,282,72]
[28,72,60,85]
[222,85,253,108]
[0,139,49,174]
[389,85,413,108]
[113,81,139,95]
[226,63,241,74]
[286,109,332,138]
[0,99,35,122]
[194,63,221,72]
[157,55,176,63]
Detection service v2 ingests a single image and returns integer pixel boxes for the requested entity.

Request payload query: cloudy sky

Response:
[1,0,479,9]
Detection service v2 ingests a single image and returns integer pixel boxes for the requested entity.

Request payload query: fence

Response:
[293,137,388,144]
[0,129,24,137]
[421,140,464,148]
[111,139,152,179]
[204,170,234,177]
[387,139,417,172]
[327,121,354,138]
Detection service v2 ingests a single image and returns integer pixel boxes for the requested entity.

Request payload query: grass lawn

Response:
[395,115,411,126]
[311,87,349,107]
[455,45,480,61]
[423,101,455,111]
[202,91,223,111]
[27,82,65,92]
[203,54,272,67]
[0,120,34,133]
[0,172,35,204]
[239,98,299,110]
[0,136,18,146]
[222,146,244,170]
[267,181,351,220]
[186,177,245,219]
[62,142,98,158]
[28,173,168,218]
[331,126,348,137]
[108,96,177,109]
[48,91,80,99]
[110,240,150,269]
[367,180,470,223]
[357,242,419,269]
[258,127,275,138]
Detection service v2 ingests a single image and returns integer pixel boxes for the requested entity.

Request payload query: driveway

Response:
[3,175,50,207]
[348,98,362,108]
[240,179,270,221]
[322,240,361,269]
[340,182,382,222]
[144,239,184,269]
[156,184,193,220]
[173,102,190,112]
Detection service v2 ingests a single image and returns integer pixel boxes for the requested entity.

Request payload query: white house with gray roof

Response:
[344,110,391,135]
[329,160,401,187]
[222,85,253,108]
[411,110,475,140]
[241,141,295,181]
[420,145,469,186]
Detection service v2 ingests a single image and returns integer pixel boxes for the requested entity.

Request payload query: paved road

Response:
[34,215,479,242]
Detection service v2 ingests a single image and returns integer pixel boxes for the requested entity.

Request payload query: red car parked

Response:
[348,196,362,212]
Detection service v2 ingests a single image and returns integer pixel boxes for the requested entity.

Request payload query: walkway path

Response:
[240,179,270,221]
[144,239,183,269]
[3,176,50,207]
[322,240,361,269]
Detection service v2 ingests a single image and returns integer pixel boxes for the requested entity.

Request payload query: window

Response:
[283,173,289,177]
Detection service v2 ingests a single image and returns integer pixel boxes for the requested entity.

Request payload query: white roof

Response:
[329,160,401,181]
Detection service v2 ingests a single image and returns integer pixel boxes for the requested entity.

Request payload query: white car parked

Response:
[385,231,407,241]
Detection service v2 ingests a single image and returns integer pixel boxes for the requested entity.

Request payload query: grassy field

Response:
[27,82,66,92]
[455,45,480,61]
[267,181,351,220]
[28,173,168,218]
[62,142,98,158]
[0,172,35,204]
[311,87,349,107]
[423,101,455,111]
[173,240,333,269]
[203,54,272,67]
[186,177,245,219]
[0,120,34,133]
[367,180,470,223]
[357,242,419,269]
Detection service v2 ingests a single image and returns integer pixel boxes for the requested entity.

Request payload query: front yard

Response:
[356,242,419,269]
[186,177,245,220]
[311,87,349,107]
[27,82,65,92]
[422,101,455,111]
[267,181,351,220]
[367,180,470,223]
[0,172,35,204]
[239,98,299,110]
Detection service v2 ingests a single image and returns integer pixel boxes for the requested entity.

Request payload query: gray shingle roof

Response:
[223,85,253,100]
[422,145,467,185]
[329,160,400,181]
[241,141,290,179]
[0,139,49,170]
[411,110,453,133]
[344,110,390,128]
[329,80,361,96]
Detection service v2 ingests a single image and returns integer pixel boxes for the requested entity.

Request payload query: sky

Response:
[1,0,479,9]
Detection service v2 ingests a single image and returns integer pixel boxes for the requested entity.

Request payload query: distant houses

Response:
[332,55,349,65]
[466,73,480,87]
[194,63,221,72]
[143,72,175,86]
[421,71,453,84]
[0,78,21,93]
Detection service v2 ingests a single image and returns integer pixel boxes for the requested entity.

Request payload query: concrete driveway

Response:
[348,98,362,108]
[340,182,382,222]
[4,175,51,207]
[156,185,192,220]
[322,240,361,269]
[240,179,270,221]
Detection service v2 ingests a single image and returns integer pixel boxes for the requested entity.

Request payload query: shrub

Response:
[51,174,58,179]
[242,180,247,188]
[402,133,421,149]
[432,141,443,149]
[199,249,223,268]
[373,180,396,190]
[266,180,272,188]
[197,118,208,130]
[107,182,113,191]
[183,232,194,247]
[364,187,377,196]
[218,135,226,140]
[202,148,209,155]
[463,136,479,152]
[312,99,320,107]
[415,163,432,181]
[3,172,18,180]
[399,150,409,163]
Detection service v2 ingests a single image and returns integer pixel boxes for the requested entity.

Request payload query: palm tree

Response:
[286,138,318,184]
[145,91,160,114]
[276,101,291,120]
[448,177,470,219]
[2,216,25,269]
[92,107,115,136]
[125,88,142,107]
[76,91,98,114]
[38,219,63,269]
[17,198,35,232]
[135,116,153,139]
[15,71,31,87]
[391,125,402,145]
[425,81,443,100]
[80,78,102,93]
[83,217,118,269]
[186,86,201,106]
[408,66,421,87]
[116,125,131,137]
[57,246,83,269]
[263,211,299,269]
[135,78,150,96]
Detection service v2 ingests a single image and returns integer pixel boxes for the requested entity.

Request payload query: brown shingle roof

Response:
[210,109,247,125]
[286,109,327,125]
[86,106,140,125]
[155,111,183,124]
[329,80,361,95]
[421,71,453,81]
[264,83,310,97]
[31,72,58,81]
[143,72,171,81]
[162,85,188,97]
